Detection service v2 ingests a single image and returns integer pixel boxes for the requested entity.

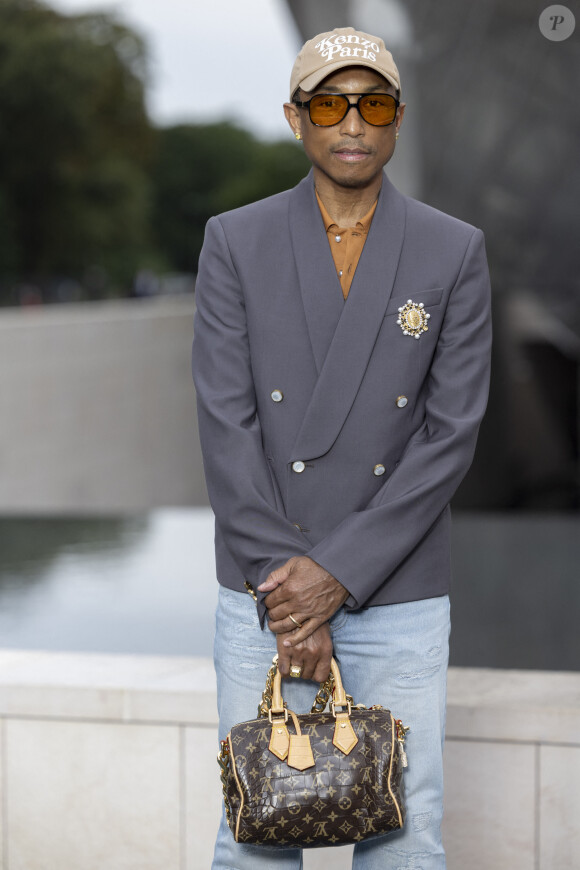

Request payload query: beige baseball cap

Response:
[290,27,400,99]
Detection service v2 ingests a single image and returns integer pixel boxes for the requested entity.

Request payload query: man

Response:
[192,26,491,870]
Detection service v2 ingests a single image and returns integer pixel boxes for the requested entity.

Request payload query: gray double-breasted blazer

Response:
[192,170,492,624]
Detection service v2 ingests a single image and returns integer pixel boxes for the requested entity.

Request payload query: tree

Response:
[0,1,311,302]
[0,0,154,301]
[150,122,311,273]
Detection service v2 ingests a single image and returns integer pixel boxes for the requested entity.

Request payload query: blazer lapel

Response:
[289,172,345,374]
[290,174,407,461]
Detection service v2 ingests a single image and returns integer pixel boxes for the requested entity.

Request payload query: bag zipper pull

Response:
[395,719,409,769]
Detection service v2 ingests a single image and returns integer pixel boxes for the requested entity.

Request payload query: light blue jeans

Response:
[212,586,450,870]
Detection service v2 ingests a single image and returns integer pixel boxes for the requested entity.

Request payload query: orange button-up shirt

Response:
[316,191,378,299]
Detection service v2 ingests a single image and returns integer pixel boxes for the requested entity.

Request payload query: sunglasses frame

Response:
[293,92,400,127]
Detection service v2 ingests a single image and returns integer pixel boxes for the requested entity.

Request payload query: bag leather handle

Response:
[270,658,348,714]
[269,657,358,759]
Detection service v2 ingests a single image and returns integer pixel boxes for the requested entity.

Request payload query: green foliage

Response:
[0,0,153,300]
[150,123,310,273]
[0,0,310,303]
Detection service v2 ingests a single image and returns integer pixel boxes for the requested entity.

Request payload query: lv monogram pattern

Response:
[224,709,405,848]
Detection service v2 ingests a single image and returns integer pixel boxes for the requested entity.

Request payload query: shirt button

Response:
[373,464,386,476]
[334,235,342,243]
[292,461,306,473]
[271,389,283,403]
[396,395,408,408]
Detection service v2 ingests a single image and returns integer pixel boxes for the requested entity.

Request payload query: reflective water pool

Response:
[0,510,218,657]
[0,510,578,670]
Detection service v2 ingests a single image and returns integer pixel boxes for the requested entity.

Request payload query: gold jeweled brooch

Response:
[397,300,430,339]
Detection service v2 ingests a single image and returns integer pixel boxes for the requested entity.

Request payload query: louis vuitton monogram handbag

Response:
[218,657,408,848]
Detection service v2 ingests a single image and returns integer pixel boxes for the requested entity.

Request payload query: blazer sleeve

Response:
[306,227,492,608]
[192,216,307,595]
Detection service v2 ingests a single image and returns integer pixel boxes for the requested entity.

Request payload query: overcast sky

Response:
[50,0,302,139]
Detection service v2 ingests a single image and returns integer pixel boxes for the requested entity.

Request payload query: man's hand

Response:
[258,556,349,648]
[276,621,333,683]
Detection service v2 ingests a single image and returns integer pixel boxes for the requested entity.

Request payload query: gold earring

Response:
[295,132,302,140]
[395,132,399,140]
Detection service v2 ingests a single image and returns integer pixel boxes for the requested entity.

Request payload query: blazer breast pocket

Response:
[384,287,444,318]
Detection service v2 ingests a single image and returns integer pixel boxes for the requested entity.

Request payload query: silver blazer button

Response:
[396,395,408,408]
[270,390,283,403]
[373,464,386,476]
[292,461,306,473]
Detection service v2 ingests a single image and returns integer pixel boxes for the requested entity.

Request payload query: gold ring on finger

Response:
[288,613,303,629]
[289,665,303,678]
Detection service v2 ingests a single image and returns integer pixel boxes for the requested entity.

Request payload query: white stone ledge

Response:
[446,666,580,746]
[0,650,217,725]
[1,650,579,745]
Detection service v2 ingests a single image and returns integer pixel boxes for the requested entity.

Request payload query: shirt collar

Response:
[315,190,378,234]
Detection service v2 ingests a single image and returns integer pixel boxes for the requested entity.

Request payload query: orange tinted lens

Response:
[359,95,396,125]
[309,95,349,125]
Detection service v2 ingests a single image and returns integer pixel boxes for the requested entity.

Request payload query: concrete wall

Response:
[0,651,578,869]
[0,298,208,512]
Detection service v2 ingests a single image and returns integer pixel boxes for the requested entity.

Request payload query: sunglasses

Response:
[293,92,400,127]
